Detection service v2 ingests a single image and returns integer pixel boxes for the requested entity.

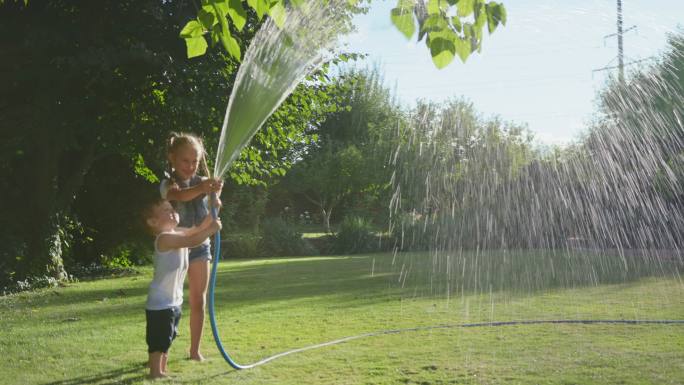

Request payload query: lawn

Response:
[1,251,683,384]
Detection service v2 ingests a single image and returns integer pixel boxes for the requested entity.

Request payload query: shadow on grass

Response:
[208,249,683,310]
[41,363,146,385]
[388,249,684,297]
[7,250,681,321]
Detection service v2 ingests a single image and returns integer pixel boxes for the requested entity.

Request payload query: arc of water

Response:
[208,1,346,370]
[213,2,345,179]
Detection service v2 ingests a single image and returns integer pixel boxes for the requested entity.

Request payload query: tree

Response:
[0,0,347,281]
[180,0,506,69]
[1,0,196,280]
[0,0,509,281]
[282,68,404,231]
[285,144,368,232]
[390,99,535,250]
[565,31,684,250]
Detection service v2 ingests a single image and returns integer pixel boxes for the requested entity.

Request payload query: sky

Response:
[342,0,684,145]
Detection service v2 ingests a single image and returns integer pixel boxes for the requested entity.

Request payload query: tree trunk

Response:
[20,123,98,281]
[17,126,86,281]
[304,194,336,234]
[20,139,66,280]
[24,214,67,281]
[321,207,333,234]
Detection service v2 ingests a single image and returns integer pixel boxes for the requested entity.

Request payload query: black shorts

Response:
[146,306,181,353]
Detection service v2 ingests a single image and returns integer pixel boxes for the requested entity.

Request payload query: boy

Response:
[142,197,221,379]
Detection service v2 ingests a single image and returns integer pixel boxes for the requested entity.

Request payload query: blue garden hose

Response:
[208,206,252,370]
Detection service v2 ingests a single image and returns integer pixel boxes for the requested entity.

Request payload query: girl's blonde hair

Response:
[166,132,211,182]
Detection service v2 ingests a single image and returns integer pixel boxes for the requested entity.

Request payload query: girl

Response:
[161,132,223,361]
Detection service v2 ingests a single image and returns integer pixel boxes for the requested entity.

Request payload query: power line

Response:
[593,0,652,81]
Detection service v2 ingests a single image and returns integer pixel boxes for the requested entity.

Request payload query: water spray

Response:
[207,1,345,370]
[205,2,684,371]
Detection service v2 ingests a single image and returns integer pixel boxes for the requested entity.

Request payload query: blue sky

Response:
[343,0,684,145]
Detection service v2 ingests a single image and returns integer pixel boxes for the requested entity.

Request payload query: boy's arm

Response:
[177,213,215,237]
[157,219,221,251]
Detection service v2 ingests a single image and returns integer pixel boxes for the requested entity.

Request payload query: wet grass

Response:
[1,251,682,384]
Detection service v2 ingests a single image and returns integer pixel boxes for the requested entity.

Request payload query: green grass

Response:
[1,251,683,384]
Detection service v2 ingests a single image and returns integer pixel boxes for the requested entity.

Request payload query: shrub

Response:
[223,233,261,259]
[67,263,139,281]
[335,215,378,254]
[306,234,336,255]
[260,217,315,257]
[1,275,61,296]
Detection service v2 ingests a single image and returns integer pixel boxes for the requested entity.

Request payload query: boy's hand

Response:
[209,218,222,233]
[200,213,214,229]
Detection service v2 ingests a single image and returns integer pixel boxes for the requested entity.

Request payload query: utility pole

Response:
[617,0,624,82]
[593,0,646,82]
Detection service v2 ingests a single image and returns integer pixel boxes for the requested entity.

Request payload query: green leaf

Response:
[268,1,286,28]
[486,2,507,34]
[212,2,241,60]
[457,0,474,17]
[210,28,221,46]
[247,0,258,16]
[179,20,204,38]
[185,36,208,58]
[220,32,241,60]
[390,7,415,40]
[473,0,483,18]
[451,15,462,33]
[247,0,270,19]
[462,22,473,39]
[426,0,440,15]
[419,14,445,41]
[428,36,455,69]
[473,6,487,33]
[197,8,217,30]
[421,14,448,33]
[227,0,247,31]
[133,154,160,183]
[210,0,229,16]
[498,4,507,25]
[453,36,471,62]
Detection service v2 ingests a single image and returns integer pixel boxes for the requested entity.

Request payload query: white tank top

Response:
[145,232,189,310]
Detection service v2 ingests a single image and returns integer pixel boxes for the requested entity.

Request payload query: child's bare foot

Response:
[148,372,168,380]
[189,353,205,362]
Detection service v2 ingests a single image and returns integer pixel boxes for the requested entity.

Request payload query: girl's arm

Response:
[165,178,221,202]
[157,218,221,252]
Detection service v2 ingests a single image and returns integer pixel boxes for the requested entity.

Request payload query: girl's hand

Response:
[211,178,223,193]
[201,178,223,194]
[200,179,213,193]
[210,196,223,210]
[166,182,181,195]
